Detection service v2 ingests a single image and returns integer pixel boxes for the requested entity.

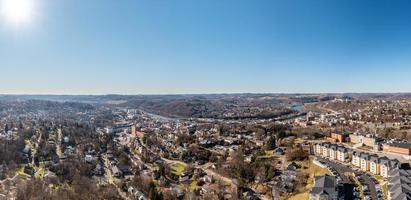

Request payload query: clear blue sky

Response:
[1,0,411,94]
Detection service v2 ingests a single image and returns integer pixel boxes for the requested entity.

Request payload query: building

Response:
[383,142,411,155]
[369,154,380,175]
[336,146,348,162]
[310,175,338,200]
[387,168,411,200]
[315,143,348,162]
[349,133,382,150]
[329,132,349,143]
[315,143,323,155]
[351,151,361,167]
[329,144,338,160]
[322,143,331,157]
[131,125,137,137]
[380,157,399,178]
[360,153,371,171]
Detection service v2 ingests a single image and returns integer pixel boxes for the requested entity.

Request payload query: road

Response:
[56,129,63,159]
[317,157,353,184]
[102,153,129,200]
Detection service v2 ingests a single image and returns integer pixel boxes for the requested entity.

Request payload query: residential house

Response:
[310,175,338,200]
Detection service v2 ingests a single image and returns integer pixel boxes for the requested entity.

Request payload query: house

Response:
[93,163,104,176]
[274,148,285,156]
[24,166,35,176]
[63,136,69,143]
[119,166,134,180]
[369,155,380,175]
[134,191,146,200]
[287,162,301,171]
[111,165,122,178]
[85,154,94,163]
[310,175,338,200]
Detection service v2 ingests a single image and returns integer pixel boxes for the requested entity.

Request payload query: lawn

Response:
[353,177,365,200]
[258,150,275,159]
[170,163,186,176]
[189,180,198,191]
[16,167,30,177]
[382,183,388,200]
[288,158,330,200]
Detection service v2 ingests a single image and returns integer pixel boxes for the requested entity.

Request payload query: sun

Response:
[1,0,34,25]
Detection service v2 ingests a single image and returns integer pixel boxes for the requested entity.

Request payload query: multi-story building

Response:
[383,142,411,155]
[336,146,348,162]
[329,144,338,160]
[349,133,382,150]
[380,157,399,178]
[360,153,371,171]
[369,154,380,175]
[329,132,349,143]
[322,143,331,157]
[352,151,361,167]
[315,143,323,155]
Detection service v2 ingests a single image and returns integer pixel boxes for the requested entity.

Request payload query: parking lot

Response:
[316,157,356,200]
[316,157,383,200]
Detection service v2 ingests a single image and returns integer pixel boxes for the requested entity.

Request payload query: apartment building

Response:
[336,146,348,162]
[315,143,401,178]
[329,144,338,160]
[380,157,399,178]
[369,155,380,175]
[351,151,361,167]
[360,153,371,171]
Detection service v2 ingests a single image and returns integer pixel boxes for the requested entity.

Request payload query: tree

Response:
[285,146,308,161]
[265,135,276,150]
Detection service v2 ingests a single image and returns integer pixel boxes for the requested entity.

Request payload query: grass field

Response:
[170,163,186,176]
[287,158,330,200]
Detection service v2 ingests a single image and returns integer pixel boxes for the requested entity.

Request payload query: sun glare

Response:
[1,0,34,26]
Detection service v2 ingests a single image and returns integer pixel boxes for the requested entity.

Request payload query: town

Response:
[0,94,410,200]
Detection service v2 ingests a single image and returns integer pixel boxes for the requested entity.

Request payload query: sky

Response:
[1,0,411,94]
